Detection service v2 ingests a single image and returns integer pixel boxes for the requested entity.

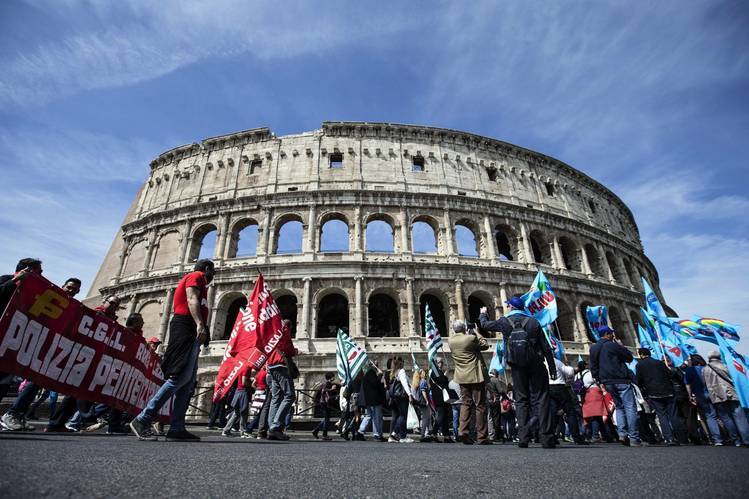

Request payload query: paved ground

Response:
[1,428,748,498]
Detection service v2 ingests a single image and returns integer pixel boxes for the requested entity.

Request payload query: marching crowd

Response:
[2,257,748,449]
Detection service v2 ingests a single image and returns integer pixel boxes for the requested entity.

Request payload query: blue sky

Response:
[1,1,747,351]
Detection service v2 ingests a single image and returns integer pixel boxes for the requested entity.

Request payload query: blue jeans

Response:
[136,341,200,431]
[9,382,39,415]
[267,366,295,432]
[714,401,749,445]
[605,383,640,443]
[451,404,461,438]
[391,398,409,439]
[358,405,384,437]
[697,398,723,444]
[648,397,685,442]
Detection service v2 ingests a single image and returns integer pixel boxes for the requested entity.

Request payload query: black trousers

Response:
[512,362,554,446]
[549,385,581,440]
[432,403,452,437]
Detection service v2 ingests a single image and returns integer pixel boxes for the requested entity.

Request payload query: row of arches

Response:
[121,212,651,293]
[214,287,639,347]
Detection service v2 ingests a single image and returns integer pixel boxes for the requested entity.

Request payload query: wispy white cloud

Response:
[0,0,415,107]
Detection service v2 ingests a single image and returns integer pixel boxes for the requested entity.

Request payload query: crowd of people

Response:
[1,256,748,449]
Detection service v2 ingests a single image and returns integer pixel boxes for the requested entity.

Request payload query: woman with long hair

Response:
[388,357,414,443]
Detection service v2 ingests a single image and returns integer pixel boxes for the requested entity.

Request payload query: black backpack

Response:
[505,317,537,367]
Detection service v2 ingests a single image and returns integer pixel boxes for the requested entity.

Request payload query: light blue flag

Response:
[692,316,741,342]
[489,337,505,375]
[585,306,608,342]
[683,339,699,357]
[521,271,558,327]
[659,324,689,367]
[713,329,749,409]
[424,303,444,376]
[642,278,667,318]
[638,322,664,360]
[543,326,565,361]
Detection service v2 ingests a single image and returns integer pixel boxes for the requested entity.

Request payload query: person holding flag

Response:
[479,295,557,449]
[130,259,215,442]
[423,303,454,442]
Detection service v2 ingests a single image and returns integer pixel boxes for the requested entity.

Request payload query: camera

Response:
[466,323,477,335]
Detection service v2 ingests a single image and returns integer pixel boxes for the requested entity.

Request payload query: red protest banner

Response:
[213,273,284,401]
[0,273,170,420]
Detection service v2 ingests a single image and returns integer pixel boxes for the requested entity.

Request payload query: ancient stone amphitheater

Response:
[86,121,672,417]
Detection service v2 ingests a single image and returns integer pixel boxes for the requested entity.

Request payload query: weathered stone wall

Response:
[87,122,669,418]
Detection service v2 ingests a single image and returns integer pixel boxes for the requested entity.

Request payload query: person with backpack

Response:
[358,361,387,441]
[448,320,491,445]
[479,295,557,448]
[589,325,641,447]
[387,357,414,443]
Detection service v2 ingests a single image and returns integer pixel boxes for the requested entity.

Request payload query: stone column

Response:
[519,223,535,264]
[142,231,157,274]
[405,277,417,336]
[207,285,219,340]
[443,210,455,256]
[299,277,312,339]
[113,246,127,284]
[305,204,317,254]
[580,245,593,275]
[258,208,272,257]
[214,214,230,263]
[574,304,588,343]
[353,206,362,253]
[552,236,565,269]
[483,215,497,261]
[354,275,364,338]
[454,278,465,321]
[125,294,138,318]
[598,244,616,283]
[178,219,194,269]
[159,288,174,343]
[498,282,509,316]
[399,207,410,254]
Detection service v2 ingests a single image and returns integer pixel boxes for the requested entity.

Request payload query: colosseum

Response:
[86,121,673,417]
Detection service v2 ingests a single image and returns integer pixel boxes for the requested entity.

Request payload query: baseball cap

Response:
[597,326,614,335]
[506,296,525,310]
[148,336,162,344]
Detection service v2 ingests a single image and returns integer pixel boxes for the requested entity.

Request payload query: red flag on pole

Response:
[212,273,284,401]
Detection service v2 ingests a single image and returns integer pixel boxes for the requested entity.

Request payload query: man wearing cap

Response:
[148,337,162,353]
[479,294,557,449]
[447,320,490,445]
[589,325,641,446]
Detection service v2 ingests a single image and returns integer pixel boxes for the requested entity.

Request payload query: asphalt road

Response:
[1,428,748,498]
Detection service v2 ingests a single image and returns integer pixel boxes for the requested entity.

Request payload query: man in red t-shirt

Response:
[266,319,298,440]
[130,259,215,442]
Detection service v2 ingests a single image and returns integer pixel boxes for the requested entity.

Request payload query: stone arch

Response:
[494,224,519,261]
[454,219,480,257]
[366,288,400,337]
[605,250,627,284]
[227,218,260,258]
[137,300,162,339]
[319,212,350,253]
[274,213,304,255]
[584,243,604,277]
[123,239,148,277]
[558,235,582,272]
[316,289,350,338]
[419,289,449,339]
[273,290,299,338]
[529,229,552,265]
[556,297,577,342]
[467,290,494,328]
[214,291,247,341]
[365,214,395,253]
[411,215,440,254]
[188,223,218,262]
[152,230,181,270]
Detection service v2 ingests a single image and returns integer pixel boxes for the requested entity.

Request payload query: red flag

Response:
[212,273,284,401]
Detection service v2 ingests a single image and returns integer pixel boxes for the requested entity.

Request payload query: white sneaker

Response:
[222,430,232,437]
[1,412,23,431]
[400,437,414,443]
[388,436,399,443]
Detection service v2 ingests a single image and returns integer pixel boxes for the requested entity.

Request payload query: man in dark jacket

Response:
[358,361,386,441]
[590,326,641,446]
[635,348,686,445]
[479,295,557,449]
[428,358,455,443]
[130,259,215,442]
